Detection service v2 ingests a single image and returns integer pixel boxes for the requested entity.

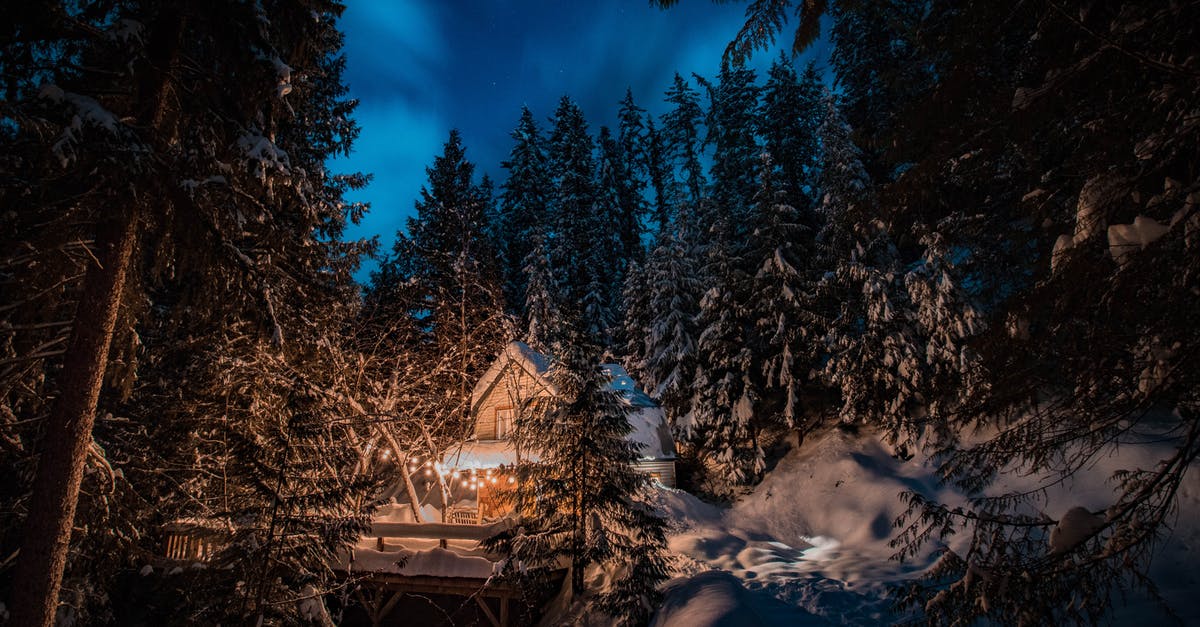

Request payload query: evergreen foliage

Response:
[660,73,708,208]
[634,220,703,431]
[499,106,551,313]
[687,219,761,484]
[0,1,376,622]
[702,60,760,226]
[745,153,820,433]
[759,55,822,211]
[498,335,671,627]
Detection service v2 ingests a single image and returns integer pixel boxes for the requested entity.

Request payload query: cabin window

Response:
[495,407,515,438]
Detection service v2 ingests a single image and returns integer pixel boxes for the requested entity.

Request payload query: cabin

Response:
[443,341,678,493]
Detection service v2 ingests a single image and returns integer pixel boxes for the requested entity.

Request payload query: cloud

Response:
[339,2,446,102]
[332,98,449,271]
[333,0,833,282]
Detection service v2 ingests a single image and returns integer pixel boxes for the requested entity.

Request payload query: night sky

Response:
[333,0,832,280]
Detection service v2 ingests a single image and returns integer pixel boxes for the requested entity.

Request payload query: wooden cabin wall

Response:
[474,363,550,440]
[633,460,676,489]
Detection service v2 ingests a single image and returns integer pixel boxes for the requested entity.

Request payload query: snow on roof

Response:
[442,439,539,470]
[601,363,676,460]
[469,340,554,413]
[460,342,676,466]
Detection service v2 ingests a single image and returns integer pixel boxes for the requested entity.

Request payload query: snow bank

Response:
[728,430,950,565]
[653,571,826,627]
[656,430,937,624]
[659,425,1200,624]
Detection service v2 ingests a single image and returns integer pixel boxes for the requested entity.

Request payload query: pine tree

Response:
[522,235,562,353]
[828,0,931,177]
[759,55,823,211]
[815,93,871,258]
[547,96,614,347]
[499,106,551,313]
[688,219,760,485]
[373,130,510,459]
[661,73,708,207]
[1,2,374,624]
[702,59,760,227]
[597,125,640,308]
[746,153,820,434]
[644,117,674,234]
[637,217,703,431]
[616,89,650,255]
[500,334,670,627]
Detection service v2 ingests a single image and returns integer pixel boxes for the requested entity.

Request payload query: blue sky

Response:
[332,0,832,281]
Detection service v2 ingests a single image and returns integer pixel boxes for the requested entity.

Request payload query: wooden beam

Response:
[475,596,500,627]
[375,590,403,625]
[500,596,509,627]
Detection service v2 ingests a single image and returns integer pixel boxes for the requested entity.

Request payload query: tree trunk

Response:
[8,204,140,627]
[9,8,179,623]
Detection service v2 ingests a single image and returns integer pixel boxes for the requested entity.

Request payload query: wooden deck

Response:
[339,518,524,627]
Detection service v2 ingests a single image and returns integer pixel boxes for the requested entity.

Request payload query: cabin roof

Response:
[457,341,677,466]
[469,340,555,414]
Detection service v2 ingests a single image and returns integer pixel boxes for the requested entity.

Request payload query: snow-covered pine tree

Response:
[620,259,653,381]
[688,217,761,486]
[371,130,510,468]
[499,331,670,627]
[644,117,674,234]
[815,92,871,259]
[702,59,760,228]
[638,217,703,432]
[828,0,932,179]
[499,106,551,314]
[1,2,375,623]
[661,73,708,208]
[759,55,823,213]
[597,125,639,323]
[616,89,650,260]
[815,96,925,441]
[547,96,616,348]
[522,234,562,353]
[820,229,927,443]
[745,153,821,436]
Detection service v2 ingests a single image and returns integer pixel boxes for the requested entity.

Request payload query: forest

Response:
[1,1,1197,625]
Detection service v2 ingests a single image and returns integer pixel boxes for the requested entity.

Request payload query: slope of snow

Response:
[654,426,1200,625]
[653,570,827,627]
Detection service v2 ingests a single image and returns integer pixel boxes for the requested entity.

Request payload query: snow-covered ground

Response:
[652,428,1200,626]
